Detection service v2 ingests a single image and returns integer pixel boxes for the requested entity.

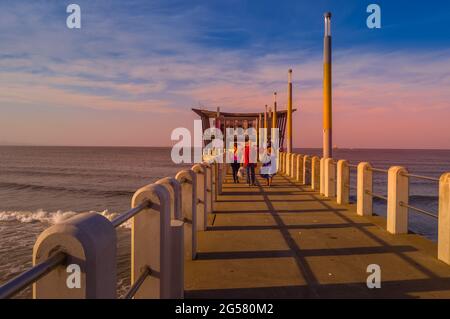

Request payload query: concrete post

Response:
[280,152,284,174]
[303,155,310,186]
[438,173,450,265]
[320,158,325,195]
[296,154,304,183]
[211,161,217,209]
[286,153,291,176]
[155,178,184,299]
[175,170,197,260]
[357,162,373,216]
[311,156,320,191]
[192,164,206,231]
[130,184,172,298]
[33,213,116,299]
[324,158,336,198]
[202,162,213,217]
[290,154,297,179]
[387,166,409,235]
[337,160,349,205]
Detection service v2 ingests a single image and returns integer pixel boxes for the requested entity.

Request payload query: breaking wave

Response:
[0,209,131,228]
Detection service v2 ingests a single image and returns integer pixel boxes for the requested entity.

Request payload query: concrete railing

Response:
[279,151,450,266]
[0,158,219,299]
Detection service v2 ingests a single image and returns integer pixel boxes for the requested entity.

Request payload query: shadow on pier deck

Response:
[185,173,450,299]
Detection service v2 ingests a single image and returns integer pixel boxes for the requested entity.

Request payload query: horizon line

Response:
[1,144,450,151]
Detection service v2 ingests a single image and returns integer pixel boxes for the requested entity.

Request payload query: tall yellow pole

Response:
[287,69,293,153]
[264,105,268,143]
[272,92,277,146]
[323,12,332,158]
[272,92,277,129]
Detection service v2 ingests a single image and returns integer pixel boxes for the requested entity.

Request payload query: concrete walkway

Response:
[185,172,450,298]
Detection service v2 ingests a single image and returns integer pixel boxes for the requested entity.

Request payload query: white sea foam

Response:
[0,209,131,228]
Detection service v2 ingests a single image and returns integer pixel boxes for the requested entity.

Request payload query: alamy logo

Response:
[366,264,381,289]
[66,4,81,29]
[66,264,81,289]
[366,4,381,29]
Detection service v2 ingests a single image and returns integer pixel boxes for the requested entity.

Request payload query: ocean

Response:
[0,146,449,298]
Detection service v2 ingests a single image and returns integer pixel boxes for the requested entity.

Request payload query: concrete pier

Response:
[185,172,450,298]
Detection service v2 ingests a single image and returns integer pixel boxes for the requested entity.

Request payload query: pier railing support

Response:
[324,158,336,198]
[311,156,320,191]
[192,164,206,231]
[303,155,310,186]
[202,162,213,217]
[284,152,288,175]
[175,170,197,260]
[131,184,176,298]
[33,212,116,299]
[320,158,325,195]
[357,162,373,216]
[387,167,409,234]
[280,152,285,174]
[290,154,297,179]
[155,178,184,299]
[286,153,292,176]
[296,154,304,183]
[438,173,450,265]
[337,160,349,205]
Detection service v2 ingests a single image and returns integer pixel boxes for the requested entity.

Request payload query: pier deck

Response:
[185,173,450,298]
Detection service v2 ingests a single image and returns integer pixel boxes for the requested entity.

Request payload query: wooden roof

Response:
[192,108,296,118]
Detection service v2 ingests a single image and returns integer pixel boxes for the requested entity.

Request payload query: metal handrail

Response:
[124,266,152,299]
[0,252,66,299]
[401,173,440,182]
[111,200,152,228]
[368,167,388,173]
[348,164,358,169]
[399,201,438,219]
[365,190,388,201]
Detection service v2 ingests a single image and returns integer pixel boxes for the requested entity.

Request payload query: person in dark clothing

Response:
[244,138,256,186]
[230,144,241,183]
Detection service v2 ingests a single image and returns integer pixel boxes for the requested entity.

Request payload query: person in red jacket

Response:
[244,137,256,186]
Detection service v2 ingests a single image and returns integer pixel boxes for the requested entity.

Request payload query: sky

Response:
[0,0,450,149]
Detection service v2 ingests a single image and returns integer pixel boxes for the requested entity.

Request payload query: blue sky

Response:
[1,1,450,148]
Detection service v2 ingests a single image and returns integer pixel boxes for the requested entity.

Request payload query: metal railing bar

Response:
[399,202,438,219]
[368,167,388,173]
[0,252,66,299]
[365,190,388,201]
[348,164,358,169]
[124,266,152,299]
[111,200,152,228]
[400,173,439,182]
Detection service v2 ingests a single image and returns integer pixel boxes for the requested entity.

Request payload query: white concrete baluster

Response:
[320,158,325,195]
[337,160,350,205]
[192,164,206,231]
[439,173,450,265]
[290,154,297,179]
[324,158,336,198]
[155,178,184,299]
[311,156,320,191]
[296,154,304,183]
[303,155,310,186]
[387,167,409,234]
[357,162,373,216]
[33,213,116,299]
[175,170,197,260]
[130,184,172,298]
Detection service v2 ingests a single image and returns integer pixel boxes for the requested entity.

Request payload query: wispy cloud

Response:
[0,1,449,147]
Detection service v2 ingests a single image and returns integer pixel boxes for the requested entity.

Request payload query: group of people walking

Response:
[230,139,277,187]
